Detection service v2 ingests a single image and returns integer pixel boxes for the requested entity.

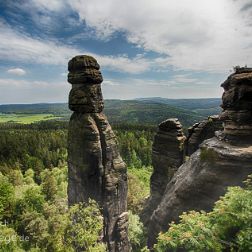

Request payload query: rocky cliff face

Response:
[185,115,223,156]
[67,55,129,251]
[147,68,252,248]
[141,119,185,224]
[220,67,252,141]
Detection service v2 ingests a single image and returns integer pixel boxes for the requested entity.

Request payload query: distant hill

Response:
[0,98,222,129]
[104,100,205,128]
[0,103,69,116]
[136,97,222,116]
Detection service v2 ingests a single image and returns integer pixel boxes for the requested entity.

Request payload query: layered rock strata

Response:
[147,69,252,248]
[141,119,185,224]
[220,67,252,141]
[185,115,223,156]
[67,55,129,252]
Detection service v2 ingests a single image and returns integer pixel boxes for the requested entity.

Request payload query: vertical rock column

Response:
[67,55,129,252]
[220,67,252,140]
[141,119,185,224]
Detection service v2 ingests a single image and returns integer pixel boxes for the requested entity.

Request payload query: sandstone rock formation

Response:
[185,115,223,156]
[67,55,129,251]
[141,119,185,224]
[147,68,252,248]
[220,67,252,141]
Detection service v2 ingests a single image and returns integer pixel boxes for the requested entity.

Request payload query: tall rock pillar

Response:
[220,67,252,140]
[67,55,129,251]
[141,118,185,224]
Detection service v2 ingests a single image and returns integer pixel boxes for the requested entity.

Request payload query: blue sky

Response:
[0,0,252,103]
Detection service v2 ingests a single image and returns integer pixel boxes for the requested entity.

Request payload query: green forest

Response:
[0,121,153,251]
[0,118,251,251]
[0,98,221,128]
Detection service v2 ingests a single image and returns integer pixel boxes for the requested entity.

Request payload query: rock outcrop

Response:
[147,68,252,248]
[67,55,129,251]
[220,67,252,141]
[185,115,223,156]
[141,119,185,224]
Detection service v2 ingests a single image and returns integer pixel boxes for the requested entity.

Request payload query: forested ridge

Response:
[0,98,221,128]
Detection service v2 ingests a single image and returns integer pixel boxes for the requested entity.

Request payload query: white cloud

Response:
[103,80,119,86]
[0,78,69,103]
[29,0,67,12]
[69,0,252,72]
[96,54,150,74]
[7,68,26,76]
[5,0,252,74]
[0,22,151,74]
[102,76,223,99]
[0,22,79,65]
[0,78,63,88]
[173,74,197,84]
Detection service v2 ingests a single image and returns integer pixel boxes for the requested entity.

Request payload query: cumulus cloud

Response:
[0,21,79,65]
[29,0,67,12]
[7,68,26,76]
[96,54,150,74]
[6,0,252,74]
[0,21,152,74]
[4,0,252,73]
[69,0,252,72]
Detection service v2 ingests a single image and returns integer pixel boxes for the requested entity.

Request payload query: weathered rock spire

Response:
[220,67,252,141]
[67,55,129,251]
[141,118,185,224]
[147,68,252,248]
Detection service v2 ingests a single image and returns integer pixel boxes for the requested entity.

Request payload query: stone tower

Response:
[141,118,185,224]
[67,55,129,251]
[220,67,252,140]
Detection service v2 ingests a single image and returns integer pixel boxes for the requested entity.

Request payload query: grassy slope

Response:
[0,113,61,124]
